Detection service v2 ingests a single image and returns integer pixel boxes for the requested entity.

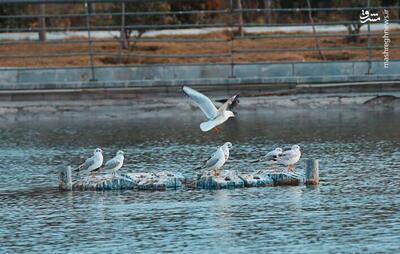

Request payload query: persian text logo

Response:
[360,9,390,68]
[382,10,390,68]
[360,10,381,23]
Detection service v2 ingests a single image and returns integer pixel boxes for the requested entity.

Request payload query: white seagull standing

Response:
[183,86,238,132]
[197,142,233,176]
[220,142,232,161]
[277,145,301,171]
[102,150,125,175]
[74,148,104,174]
[253,147,283,164]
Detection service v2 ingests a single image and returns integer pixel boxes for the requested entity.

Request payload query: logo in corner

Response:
[360,10,381,23]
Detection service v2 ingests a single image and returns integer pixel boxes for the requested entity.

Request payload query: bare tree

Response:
[346,23,364,43]
[236,0,244,37]
[264,0,272,24]
[338,0,381,43]
[306,0,325,60]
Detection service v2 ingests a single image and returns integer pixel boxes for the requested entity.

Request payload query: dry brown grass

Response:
[0,30,399,67]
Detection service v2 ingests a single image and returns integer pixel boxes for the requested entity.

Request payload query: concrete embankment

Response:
[1,61,399,116]
[0,88,399,121]
[1,80,400,102]
[1,61,400,90]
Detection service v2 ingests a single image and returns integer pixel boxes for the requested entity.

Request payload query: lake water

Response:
[0,107,399,253]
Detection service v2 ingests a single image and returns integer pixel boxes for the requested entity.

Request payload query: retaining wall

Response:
[0,60,399,90]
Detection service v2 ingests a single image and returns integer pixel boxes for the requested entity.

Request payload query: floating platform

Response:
[253,169,306,186]
[196,170,245,189]
[60,171,185,191]
[59,159,319,191]
[195,168,306,189]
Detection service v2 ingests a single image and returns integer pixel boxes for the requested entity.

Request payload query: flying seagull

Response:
[183,86,238,132]
[102,150,125,175]
[74,148,104,174]
[252,147,283,164]
[277,145,301,171]
[197,142,232,176]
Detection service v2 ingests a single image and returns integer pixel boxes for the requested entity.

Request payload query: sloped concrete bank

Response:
[0,81,400,103]
[0,92,399,122]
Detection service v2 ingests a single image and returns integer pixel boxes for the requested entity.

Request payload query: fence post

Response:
[85,0,96,81]
[38,4,46,41]
[305,159,319,185]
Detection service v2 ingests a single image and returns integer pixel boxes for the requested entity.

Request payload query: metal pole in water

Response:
[305,159,319,185]
[66,166,72,190]
[59,166,72,190]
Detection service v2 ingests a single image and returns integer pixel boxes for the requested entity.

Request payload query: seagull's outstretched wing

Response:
[183,86,218,119]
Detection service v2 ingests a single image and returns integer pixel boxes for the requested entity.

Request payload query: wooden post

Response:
[305,159,319,185]
[38,4,46,41]
[59,166,73,190]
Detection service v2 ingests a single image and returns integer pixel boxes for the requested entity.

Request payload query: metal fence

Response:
[0,0,399,81]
